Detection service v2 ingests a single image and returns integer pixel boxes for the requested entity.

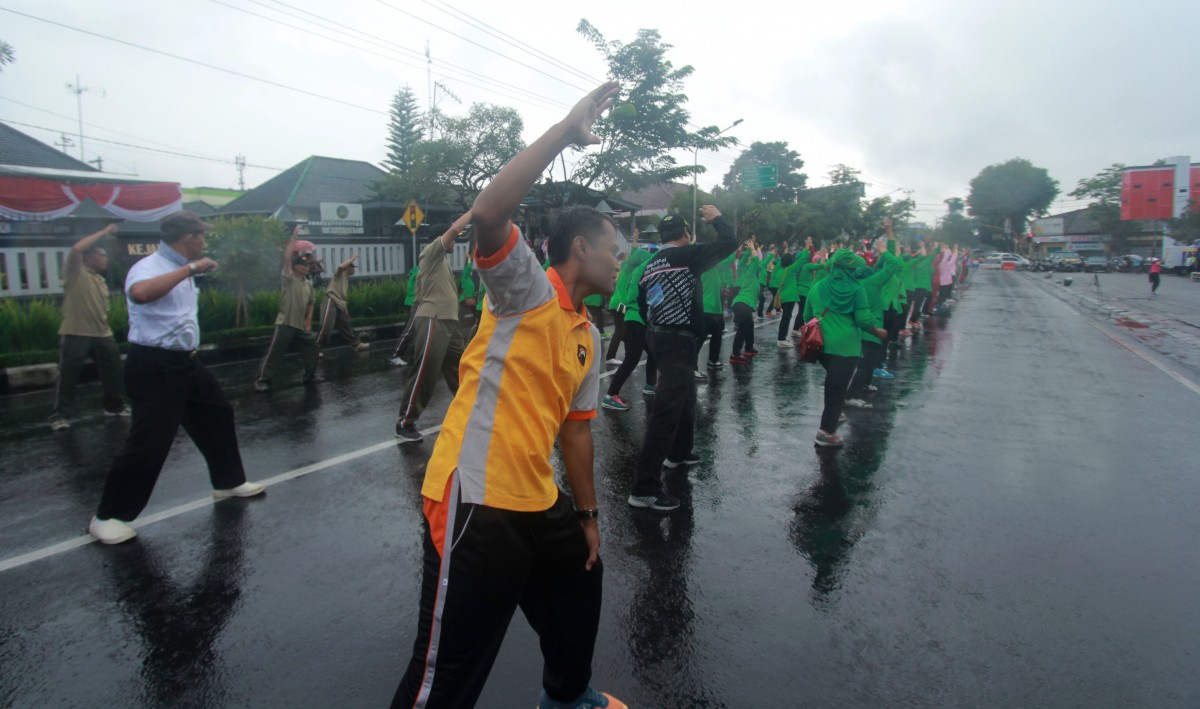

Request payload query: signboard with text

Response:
[315,202,364,235]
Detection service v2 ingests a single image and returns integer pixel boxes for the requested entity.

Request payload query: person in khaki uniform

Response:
[317,253,368,351]
[394,217,469,442]
[50,224,128,431]
[254,229,319,391]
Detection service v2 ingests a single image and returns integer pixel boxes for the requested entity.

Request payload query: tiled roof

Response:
[618,182,689,212]
[220,156,387,215]
[0,122,99,172]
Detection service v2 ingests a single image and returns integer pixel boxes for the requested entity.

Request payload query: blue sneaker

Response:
[873,368,895,379]
[537,686,628,709]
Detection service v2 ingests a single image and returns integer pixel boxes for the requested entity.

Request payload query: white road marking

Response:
[0,315,781,573]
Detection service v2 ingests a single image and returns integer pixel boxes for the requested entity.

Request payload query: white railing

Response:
[0,242,472,297]
[0,247,71,297]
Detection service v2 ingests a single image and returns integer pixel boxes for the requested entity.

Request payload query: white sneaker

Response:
[89,516,137,545]
[844,398,873,409]
[790,329,802,336]
[606,358,623,365]
[105,406,132,417]
[353,342,370,352]
[213,482,266,499]
[389,356,407,366]
[50,417,70,431]
[693,370,708,382]
[776,340,793,348]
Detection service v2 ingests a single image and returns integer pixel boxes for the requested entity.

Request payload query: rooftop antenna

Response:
[54,132,75,153]
[235,154,247,191]
[88,156,104,172]
[65,74,105,162]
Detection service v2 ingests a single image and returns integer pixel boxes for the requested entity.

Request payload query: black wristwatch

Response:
[575,508,599,521]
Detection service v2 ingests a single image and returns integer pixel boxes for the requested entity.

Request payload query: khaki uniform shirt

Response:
[59,261,112,337]
[325,269,349,308]
[413,240,459,321]
[275,269,314,329]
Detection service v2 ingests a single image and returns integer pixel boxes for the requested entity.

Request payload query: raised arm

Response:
[281,225,300,276]
[437,211,474,252]
[67,224,117,272]
[471,81,619,256]
[337,253,358,273]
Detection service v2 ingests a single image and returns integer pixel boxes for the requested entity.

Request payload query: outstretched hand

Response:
[699,204,721,223]
[562,81,620,147]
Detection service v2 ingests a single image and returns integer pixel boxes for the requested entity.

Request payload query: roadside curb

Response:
[0,320,409,396]
[1020,271,1200,363]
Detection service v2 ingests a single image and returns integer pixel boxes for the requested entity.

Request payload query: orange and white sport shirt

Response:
[420,224,601,512]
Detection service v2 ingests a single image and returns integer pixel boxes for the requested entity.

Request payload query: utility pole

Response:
[65,75,105,162]
[235,154,247,191]
[425,40,434,139]
[54,132,75,154]
[88,156,104,172]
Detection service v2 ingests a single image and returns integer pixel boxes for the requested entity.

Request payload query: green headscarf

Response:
[816,249,866,314]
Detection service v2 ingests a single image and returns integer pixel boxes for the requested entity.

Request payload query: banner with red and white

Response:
[0,175,182,222]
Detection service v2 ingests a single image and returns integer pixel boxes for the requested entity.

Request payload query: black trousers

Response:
[778,301,807,341]
[908,289,930,322]
[817,353,858,433]
[884,307,903,342]
[695,312,724,367]
[757,286,778,316]
[587,304,607,334]
[1150,273,1161,293]
[731,302,755,355]
[393,482,602,709]
[52,334,125,419]
[606,321,656,396]
[97,345,247,522]
[849,341,884,394]
[605,308,626,361]
[631,331,698,496]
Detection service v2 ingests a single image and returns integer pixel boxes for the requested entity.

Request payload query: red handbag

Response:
[798,309,827,363]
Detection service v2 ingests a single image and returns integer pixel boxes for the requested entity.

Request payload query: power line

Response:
[374,0,590,92]
[0,6,388,116]
[420,0,601,86]
[1,118,284,171]
[230,0,573,113]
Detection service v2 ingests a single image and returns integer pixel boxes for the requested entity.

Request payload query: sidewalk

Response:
[1020,270,1200,379]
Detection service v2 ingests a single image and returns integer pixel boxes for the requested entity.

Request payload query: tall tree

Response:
[1069,163,1140,254]
[967,158,1059,248]
[204,216,292,327]
[383,85,423,174]
[571,21,734,190]
[423,103,525,211]
[937,197,978,246]
[722,141,807,203]
[827,164,862,185]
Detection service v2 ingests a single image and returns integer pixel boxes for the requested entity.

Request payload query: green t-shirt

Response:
[779,249,810,303]
[702,253,736,314]
[608,254,637,309]
[459,261,476,301]
[733,252,760,307]
[619,248,652,325]
[876,250,906,312]
[803,280,872,357]
[757,253,777,288]
[404,266,419,306]
[858,255,902,344]
[914,254,935,289]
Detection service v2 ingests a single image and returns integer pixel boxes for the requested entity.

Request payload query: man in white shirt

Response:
[88,211,264,546]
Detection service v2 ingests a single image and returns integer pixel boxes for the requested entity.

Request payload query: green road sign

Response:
[740,163,778,190]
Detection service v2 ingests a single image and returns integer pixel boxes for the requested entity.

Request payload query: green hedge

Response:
[0,278,409,366]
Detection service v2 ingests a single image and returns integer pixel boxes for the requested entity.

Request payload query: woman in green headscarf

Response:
[802,248,888,447]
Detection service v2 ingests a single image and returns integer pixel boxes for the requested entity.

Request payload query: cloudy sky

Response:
[1,0,1196,224]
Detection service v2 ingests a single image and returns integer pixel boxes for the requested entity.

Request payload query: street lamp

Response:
[694,119,743,235]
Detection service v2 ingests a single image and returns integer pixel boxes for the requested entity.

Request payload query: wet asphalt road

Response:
[2,272,1199,708]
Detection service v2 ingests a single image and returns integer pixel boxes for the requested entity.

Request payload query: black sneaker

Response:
[706,360,723,369]
[627,492,681,511]
[395,421,423,443]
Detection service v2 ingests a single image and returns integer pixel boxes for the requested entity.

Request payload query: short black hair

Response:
[781,253,796,268]
[547,207,615,266]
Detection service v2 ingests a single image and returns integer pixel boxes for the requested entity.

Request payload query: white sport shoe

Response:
[213,482,266,499]
[844,398,873,409]
[353,342,370,352]
[606,357,623,365]
[49,417,70,431]
[389,356,407,366]
[776,340,793,348]
[89,516,137,545]
[105,406,132,417]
